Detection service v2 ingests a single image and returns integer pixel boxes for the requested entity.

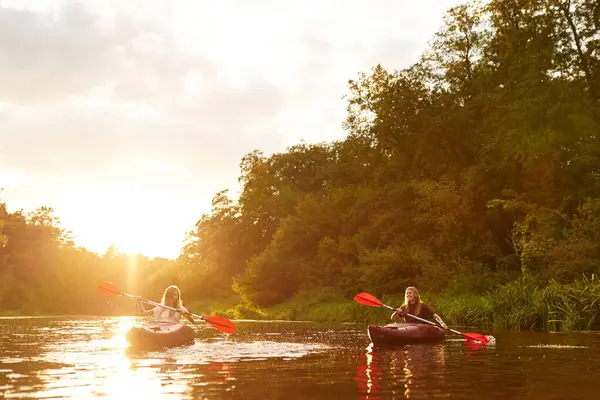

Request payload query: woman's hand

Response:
[183,312,196,324]
[433,314,447,329]
[391,308,405,320]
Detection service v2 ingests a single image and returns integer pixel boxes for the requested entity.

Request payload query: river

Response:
[1,316,599,399]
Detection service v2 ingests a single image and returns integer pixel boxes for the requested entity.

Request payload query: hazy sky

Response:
[0,0,465,258]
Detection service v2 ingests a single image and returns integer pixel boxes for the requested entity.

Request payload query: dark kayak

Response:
[368,323,445,346]
[126,321,195,350]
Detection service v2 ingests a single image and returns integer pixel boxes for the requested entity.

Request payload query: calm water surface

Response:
[1,316,599,399]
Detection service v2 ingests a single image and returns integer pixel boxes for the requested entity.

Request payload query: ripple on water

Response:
[125,339,333,364]
[7,317,600,399]
[524,344,588,349]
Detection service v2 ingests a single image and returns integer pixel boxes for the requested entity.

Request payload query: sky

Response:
[0,0,466,259]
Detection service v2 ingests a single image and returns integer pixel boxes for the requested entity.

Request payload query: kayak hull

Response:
[368,323,445,346]
[126,321,195,350]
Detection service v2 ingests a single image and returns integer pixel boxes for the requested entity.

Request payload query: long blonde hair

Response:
[161,285,183,309]
[403,286,422,315]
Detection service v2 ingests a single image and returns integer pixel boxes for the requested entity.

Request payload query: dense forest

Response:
[2,0,600,330]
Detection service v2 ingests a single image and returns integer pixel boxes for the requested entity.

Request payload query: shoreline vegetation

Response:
[3,275,600,333]
[202,275,600,332]
[2,0,600,333]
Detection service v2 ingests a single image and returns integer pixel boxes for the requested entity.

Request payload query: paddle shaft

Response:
[108,287,208,321]
[382,303,460,334]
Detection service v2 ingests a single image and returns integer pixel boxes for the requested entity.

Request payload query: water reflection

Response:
[3,317,600,399]
[100,319,239,399]
[356,342,448,399]
[2,316,341,398]
[355,344,384,399]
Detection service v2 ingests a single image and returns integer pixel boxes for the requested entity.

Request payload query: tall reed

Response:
[433,276,600,331]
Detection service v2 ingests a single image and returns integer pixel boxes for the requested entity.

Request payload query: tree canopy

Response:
[2,0,599,313]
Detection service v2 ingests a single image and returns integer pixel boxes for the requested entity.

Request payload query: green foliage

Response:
[431,293,494,327]
[226,0,600,314]
[488,276,600,331]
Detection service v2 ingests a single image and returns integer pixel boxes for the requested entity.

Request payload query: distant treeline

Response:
[2,0,600,322]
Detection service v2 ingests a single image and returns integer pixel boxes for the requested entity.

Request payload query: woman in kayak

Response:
[391,286,448,329]
[137,285,196,324]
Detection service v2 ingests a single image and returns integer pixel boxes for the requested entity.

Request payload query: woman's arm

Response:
[183,312,195,324]
[136,298,155,316]
[391,306,406,320]
[180,307,195,324]
[433,313,448,329]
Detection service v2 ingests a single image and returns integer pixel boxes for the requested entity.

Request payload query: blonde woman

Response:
[137,285,196,324]
[391,286,448,329]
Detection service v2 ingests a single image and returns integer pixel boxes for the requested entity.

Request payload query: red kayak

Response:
[368,323,446,346]
[126,321,195,350]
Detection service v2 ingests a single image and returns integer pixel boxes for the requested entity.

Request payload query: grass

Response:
[431,276,600,332]
[186,294,242,319]
[218,288,401,323]
[222,276,600,332]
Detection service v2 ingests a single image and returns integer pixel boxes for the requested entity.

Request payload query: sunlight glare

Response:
[91,316,135,350]
[56,184,187,258]
[0,167,28,188]
[97,317,191,399]
[366,347,374,395]
[101,365,166,400]
[117,316,136,335]
[403,351,413,399]
[133,160,172,175]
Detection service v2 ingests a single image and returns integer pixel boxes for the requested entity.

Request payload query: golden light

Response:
[403,350,413,399]
[0,167,28,188]
[92,317,174,399]
[99,356,166,400]
[365,345,375,396]
[56,180,189,259]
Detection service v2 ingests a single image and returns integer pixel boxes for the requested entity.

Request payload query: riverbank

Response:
[3,277,598,333]
[215,277,600,332]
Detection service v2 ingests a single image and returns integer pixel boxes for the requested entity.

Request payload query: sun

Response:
[55,182,190,259]
[105,216,165,257]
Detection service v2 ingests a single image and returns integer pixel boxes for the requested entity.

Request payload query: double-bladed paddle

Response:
[96,281,236,335]
[354,291,489,344]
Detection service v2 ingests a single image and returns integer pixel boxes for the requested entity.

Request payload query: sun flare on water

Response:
[92,317,173,399]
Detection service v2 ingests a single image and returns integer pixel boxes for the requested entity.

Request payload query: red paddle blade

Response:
[203,315,236,335]
[462,332,489,343]
[96,282,123,296]
[354,292,384,307]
